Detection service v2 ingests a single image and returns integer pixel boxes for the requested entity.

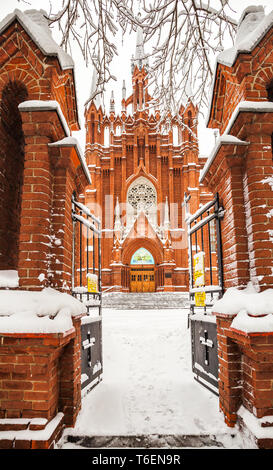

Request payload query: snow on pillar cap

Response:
[236,6,265,45]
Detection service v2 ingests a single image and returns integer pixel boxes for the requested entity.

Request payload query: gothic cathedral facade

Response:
[84,30,212,293]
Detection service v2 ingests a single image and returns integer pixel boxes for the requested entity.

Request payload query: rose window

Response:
[127,183,156,211]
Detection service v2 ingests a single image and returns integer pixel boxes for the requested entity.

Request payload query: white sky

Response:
[1,0,273,156]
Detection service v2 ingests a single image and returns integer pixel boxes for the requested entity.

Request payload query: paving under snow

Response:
[60,308,253,449]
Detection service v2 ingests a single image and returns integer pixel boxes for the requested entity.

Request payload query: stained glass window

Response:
[130,247,155,265]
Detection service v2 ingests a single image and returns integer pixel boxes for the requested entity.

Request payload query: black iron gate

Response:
[185,193,224,395]
[72,193,103,394]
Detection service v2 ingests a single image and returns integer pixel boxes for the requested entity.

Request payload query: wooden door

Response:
[130,267,155,292]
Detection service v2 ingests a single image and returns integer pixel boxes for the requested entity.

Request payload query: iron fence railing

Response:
[186,192,224,316]
[71,193,102,316]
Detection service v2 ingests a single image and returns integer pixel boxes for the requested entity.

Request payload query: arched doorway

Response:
[130,247,155,292]
[0,80,28,270]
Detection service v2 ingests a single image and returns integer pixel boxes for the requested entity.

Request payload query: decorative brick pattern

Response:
[0,11,90,449]
[205,9,273,448]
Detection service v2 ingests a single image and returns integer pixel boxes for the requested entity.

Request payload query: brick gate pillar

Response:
[18,101,91,291]
[227,109,273,291]
[214,310,273,449]
[18,102,68,290]
[200,137,250,288]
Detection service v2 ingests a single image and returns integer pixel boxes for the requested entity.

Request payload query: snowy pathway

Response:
[61,308,247,448]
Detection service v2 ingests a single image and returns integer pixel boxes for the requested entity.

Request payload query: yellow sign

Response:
[195,291,206,307]
[193,252,205,287]
[87,273,98,293]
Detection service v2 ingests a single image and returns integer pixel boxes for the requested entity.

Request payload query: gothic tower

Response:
[84,27,211,292]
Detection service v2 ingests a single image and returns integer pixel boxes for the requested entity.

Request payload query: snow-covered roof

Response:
[225,100,273,134]
[206,6,273,126]
[19,99,70,133]
[18,100,90,183]
[217,6,272,67]
[85,65,104,111]
[0,9,74,70]
[48,136,91,185]
[199,133,249,183]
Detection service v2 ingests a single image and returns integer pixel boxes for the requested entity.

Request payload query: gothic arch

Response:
[125,168,159,193]
[0,79,28,269]
[122,237,163,266]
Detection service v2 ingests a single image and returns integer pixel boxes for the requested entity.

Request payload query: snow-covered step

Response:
[101,292,190,309]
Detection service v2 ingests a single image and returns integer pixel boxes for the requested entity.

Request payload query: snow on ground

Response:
[61,308,250,448]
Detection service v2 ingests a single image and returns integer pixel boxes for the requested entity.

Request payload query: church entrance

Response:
[130,267,155,292]
[129,247,155,293]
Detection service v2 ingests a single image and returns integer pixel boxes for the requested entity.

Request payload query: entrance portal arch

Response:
[122,238,163,293]
[130,247,155,292]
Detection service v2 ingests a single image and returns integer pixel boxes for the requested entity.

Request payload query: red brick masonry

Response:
[0,316,83,449]
[216,312,273,448]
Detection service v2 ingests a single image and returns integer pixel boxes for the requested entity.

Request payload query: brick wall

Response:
[203,8,273,447]
[0,11,90,448]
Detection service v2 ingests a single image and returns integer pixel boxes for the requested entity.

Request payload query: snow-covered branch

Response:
[18,0,237,117]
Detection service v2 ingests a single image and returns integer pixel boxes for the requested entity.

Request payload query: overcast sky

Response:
[1,0,273,156]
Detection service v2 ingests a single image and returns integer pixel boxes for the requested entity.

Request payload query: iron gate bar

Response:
[187,197,218,224]
[187,192,224,311]
[186,192,224,396]
[189,211,217,235]
[207,215,213,287]
[71,193,102,312]
[71,194,103,392]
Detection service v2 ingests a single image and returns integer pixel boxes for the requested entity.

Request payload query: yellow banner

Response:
[87,273,98,293]
[195,291,206,307]
[193,252,205,287]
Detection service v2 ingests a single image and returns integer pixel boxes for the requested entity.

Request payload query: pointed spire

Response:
[122,80,126,113]
[131,15,148,71]
[135,25,145,62]
[182,64,193,106]
[122,80,126,100]
[110,90,115,114]
[85,62,103,110]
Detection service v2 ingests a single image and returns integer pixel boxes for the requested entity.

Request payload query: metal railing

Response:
[186,192,224,316]
[72,193,102,315]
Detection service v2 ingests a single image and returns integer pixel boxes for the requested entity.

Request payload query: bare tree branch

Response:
[18,0,238,118]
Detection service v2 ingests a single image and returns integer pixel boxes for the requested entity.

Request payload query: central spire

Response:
[131,16,148,72]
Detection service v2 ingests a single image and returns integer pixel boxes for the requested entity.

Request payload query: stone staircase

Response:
[102,291,190,309]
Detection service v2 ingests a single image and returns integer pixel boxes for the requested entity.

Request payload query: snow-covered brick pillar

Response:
[17,101,68,291]
[200,137,250,288]
[18,101,90,292]
[213,287,273,449]
[48,138,91,292]
[228,106,273,291]
[0,288,86,449]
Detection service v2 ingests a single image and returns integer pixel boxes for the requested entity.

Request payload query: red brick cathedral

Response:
[84,28,211,292]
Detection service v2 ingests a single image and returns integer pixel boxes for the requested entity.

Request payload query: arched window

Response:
[173,125,179,146]
[188,111,192,142]
[91,113,95,143]
[104,126,110,147]
[131,247,155,265]
[0,80,28,270]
